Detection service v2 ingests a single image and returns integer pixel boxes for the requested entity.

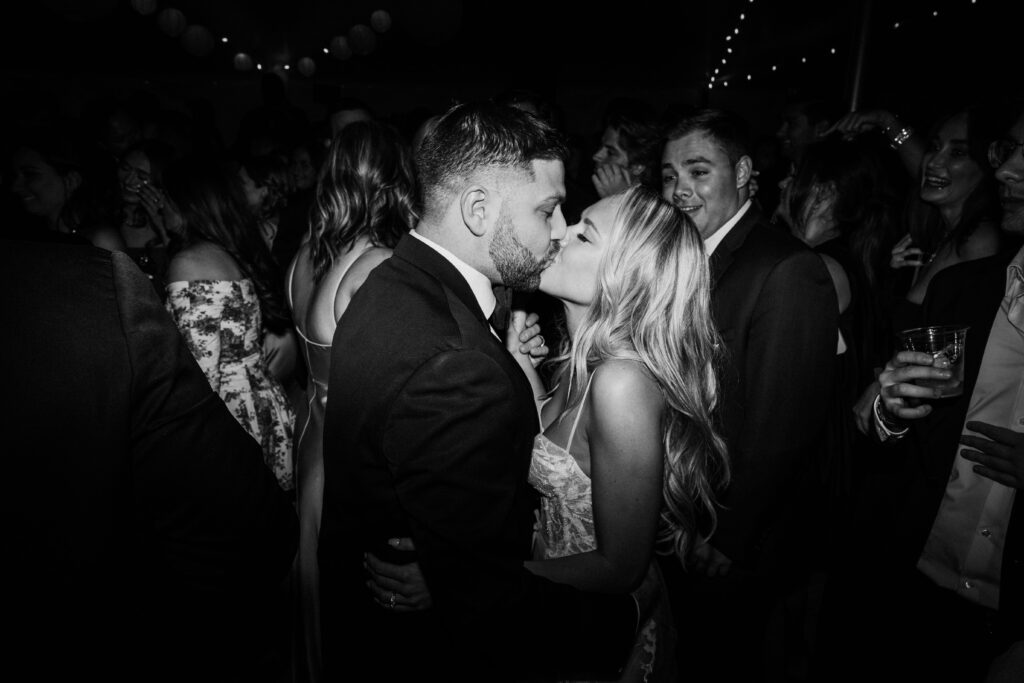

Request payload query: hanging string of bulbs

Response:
[131,1,393,78]
[707,0,985,91]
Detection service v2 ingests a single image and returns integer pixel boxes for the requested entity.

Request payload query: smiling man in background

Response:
[658,107,837,681]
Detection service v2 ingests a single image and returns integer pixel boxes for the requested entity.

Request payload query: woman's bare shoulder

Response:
[168,241,243,282]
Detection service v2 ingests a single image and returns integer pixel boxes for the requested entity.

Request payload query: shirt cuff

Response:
[873,394,909,442]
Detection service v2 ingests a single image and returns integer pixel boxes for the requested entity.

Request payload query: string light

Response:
[323,47,329,54]
[220,36,228,43]
[709,4,981,92]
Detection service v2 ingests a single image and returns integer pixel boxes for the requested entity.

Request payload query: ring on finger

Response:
[388,592,396,609]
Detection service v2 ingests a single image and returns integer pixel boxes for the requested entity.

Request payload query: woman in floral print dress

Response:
[163,154,296,493]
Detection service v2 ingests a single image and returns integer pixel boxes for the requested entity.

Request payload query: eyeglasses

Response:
[988,138,1024,168]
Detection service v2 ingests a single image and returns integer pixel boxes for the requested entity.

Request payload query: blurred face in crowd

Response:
[777,105,817,164]
[238,166,268,211]
[592,126,629,169]
[10,146,75,226]
[661,130,748,239]
[994,113,1024,234]
[540,193,621,307]
[919,112,984,220]
[290,147,316,191]
[117,149,152,205]
[487,159,567,291]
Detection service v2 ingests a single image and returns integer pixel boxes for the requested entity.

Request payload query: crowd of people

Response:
[3,74,1022,683]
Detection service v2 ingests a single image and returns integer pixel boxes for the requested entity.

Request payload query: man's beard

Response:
[488,212,559,292]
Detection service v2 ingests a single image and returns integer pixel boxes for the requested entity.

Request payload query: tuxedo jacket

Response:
[319,233,636,682]
[1,239,298,683]
[706,207,838,569]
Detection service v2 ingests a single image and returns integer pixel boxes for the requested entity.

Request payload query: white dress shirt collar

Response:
[704,199,753,255]
[410,229,497,321]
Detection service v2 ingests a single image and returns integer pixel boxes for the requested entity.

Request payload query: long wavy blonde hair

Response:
[553,185,729,562]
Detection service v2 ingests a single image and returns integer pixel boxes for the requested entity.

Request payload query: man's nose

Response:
[673,178,692,200]
[550,209,568,241]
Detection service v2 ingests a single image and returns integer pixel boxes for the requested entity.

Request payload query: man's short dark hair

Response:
[665,108,751,165]
[416,101,569,217]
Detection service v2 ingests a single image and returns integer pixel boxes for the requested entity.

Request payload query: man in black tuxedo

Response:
[2,238,298,683]
[658,108,838,680]
[318,102,639,682]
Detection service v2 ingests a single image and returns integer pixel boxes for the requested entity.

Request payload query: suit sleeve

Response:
[114,252,297,595]
[713,250,837,564]
[383,348,637,678]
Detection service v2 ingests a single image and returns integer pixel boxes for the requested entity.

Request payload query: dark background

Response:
[0,0,1018,142]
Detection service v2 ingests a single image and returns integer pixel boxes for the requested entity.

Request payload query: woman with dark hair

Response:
[238,152,292,253]
[777,134,900,555]
[284,119,418,683]
[889,106,1003,329]
[9,123,123,249]
[116,139,177,289]
[163,154,295,494]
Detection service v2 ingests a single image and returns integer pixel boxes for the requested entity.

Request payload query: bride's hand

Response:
[364,537,433,612]
[506,310,549,368]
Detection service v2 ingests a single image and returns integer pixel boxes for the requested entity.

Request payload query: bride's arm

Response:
[525,361,664,594]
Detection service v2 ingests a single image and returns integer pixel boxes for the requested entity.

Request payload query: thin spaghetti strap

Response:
[285,254,297,310]
[566,373,597,451]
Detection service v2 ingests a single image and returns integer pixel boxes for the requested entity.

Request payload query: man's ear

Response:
[460,185,491,237]
[734,155,753,190]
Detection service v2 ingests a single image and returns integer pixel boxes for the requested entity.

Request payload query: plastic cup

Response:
[897,325,968,398]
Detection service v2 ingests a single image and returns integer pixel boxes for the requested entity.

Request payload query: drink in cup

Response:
[897,325,968,398]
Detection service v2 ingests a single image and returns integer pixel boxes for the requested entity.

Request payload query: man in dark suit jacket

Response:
[658,108,838,680]
[2,237,298,683]
[318,102,639,682]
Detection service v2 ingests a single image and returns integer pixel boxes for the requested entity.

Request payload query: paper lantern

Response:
[157,8,187,37]
[130,0,157,16]
[233,53,254,71]
[370,10,392,33]
[297,57,316,77]
[329,35,352,60]
[181,25,215,57]
[131,0,157,16]
[348,24,376,56]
